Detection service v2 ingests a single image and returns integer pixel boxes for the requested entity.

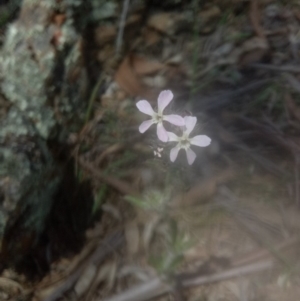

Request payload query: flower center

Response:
[153,113,163,124]
[179,134,190,149]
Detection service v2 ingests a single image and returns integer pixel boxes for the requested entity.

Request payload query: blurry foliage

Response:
[126,187,192,277]
[149,219,192,275]
[126,189,170,211]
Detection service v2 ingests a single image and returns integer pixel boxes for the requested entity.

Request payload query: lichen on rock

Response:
[0,0,90,139]
[0,0,94,271]
[0,23,56,138]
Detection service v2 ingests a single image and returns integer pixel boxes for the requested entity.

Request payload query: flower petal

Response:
[157,123,169,142]
[184,116,197,135]
[190,135,211,147]
[167,131,179,142]
[185,148,196,165]
[157,90,173,113]
[136,100,155,116]
[163,114,185,126]
[139,120,154,133]
[170,146,180,162]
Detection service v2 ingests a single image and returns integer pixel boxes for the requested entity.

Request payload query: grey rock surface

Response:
[0,0,94,268]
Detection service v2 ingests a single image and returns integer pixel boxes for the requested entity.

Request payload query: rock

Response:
[0,0,94,273]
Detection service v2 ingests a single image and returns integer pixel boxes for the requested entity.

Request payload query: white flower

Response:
[167,116,211,165]
[136,90,185,142]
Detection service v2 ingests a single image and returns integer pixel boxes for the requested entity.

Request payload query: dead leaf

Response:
[285,93,300,122]
[147,13,175,35]
[143,27,161,46]
[95,25,117,46]
[115,55,148,97]
[126,14,142,26]
[198,5,221,24]
[238,37,269,65]
[114,54,161,99]
[132,55,164,75]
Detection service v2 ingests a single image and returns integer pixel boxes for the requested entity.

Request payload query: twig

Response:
[100,261,272,301]
[193,79,271,111]
[115,0,130,56]
[250,63,300,73]
[182,260,272,287]
[43,231,124,301]
[232,236,300,267]
[295,156,300,207]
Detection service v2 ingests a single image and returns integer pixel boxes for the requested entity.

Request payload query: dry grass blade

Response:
[95,143,125,166]
[79,158,138,196]
[181,260,273,287]
[295,156,300,207]
[42,231,124,301]
[125,221,140,255]
[285,92,300,122]
[206,120,287,177]
[193,79,271,111]
[101,261,273,301]
[284,73,300,94]
[249,0,265,39]
[237,115,300,155]
[36,242,97,301]
[250,64,300,73]
[233,236,300,267]
[101,278,168,301]
[236,143,288,177]
[115,0,130,56]
[171,169,236,207]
